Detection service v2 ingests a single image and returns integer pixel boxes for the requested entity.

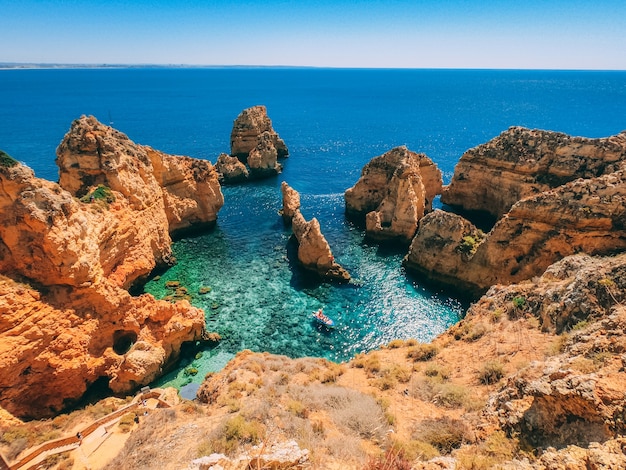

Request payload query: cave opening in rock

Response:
[113,330,138,355]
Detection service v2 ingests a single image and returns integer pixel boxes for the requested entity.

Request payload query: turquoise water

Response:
[1,68,625,392]
[146,182,465,391]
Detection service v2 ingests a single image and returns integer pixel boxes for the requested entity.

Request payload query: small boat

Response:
[312,309,335,329]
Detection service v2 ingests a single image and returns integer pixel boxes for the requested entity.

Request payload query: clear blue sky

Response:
[1,0,625,69]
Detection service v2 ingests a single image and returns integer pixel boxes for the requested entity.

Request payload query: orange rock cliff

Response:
[0,116,223,418]
[404,127,626,296]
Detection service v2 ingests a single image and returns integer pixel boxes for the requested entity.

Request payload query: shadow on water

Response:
[286,235,327,290]
[403,267,475,313]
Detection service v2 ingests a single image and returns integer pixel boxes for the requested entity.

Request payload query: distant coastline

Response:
[0,63,320,70]
[1,63,624,72]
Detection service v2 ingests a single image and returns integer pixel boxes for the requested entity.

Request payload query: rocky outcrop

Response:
[188,440,309,470]
[0,116,223,418]
[281,182,350,282]
[280,181,300,223]
[345,146,442,242]
[56,115,224,240]
[406,166,626,294]
[475,253,626,452]
[442,126,626,219]
[214,153,248,183]
[225,105,288,180]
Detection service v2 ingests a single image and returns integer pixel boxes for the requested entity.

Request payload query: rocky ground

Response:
[2,251,625,469]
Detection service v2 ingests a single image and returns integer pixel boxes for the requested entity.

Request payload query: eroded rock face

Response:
[481,254,626,450]
[280,181,300,223]
[405,167,626,294]
[0,116,222,418]
[442,127,626,218]
[215,153,249,184]
[345,146,442,242]
[282,182,349,282]
[227,105,288,180]
[0,276,204,418]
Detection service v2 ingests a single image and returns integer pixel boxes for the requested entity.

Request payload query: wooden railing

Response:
[5,388,170,470]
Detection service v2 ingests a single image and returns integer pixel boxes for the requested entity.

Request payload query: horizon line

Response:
[1,63,626,72]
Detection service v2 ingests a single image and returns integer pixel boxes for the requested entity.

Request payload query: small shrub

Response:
[434,383,468,409]
[362,447,412,470]
[483,430,516,460]
[478,360,505,385]
[491,308,504,323]
[512,296,526,309]
[570,357,598,374]
[571,320,589,331]
[80,184,115,204]
[352,352,367,368]
[0,150,18,168]
[286,399,309,418]
[547,333,570,356]
[458,235,480,255]
[374,375,397,391]
[321,362,345,383]
[117,412,137,433]
[412,417,471,454]
[423,364,450,380]
[365,354,382,375]
[209,415,266,455]
[226,398,241,413]
[387,339,406,349]
[389,438,440,462]
[407,343,439,361]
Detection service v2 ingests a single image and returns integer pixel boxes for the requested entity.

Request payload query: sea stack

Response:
[224,105,289,181]
[0,116,223,418]
[281,182,350,282]
[344,146,442,243]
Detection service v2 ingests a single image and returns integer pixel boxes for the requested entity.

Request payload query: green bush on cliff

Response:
[80,184,115,204]
[0,150,18,168]
[458,230,485,256]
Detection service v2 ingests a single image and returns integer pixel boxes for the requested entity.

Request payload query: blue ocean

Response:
[1,68,625,393]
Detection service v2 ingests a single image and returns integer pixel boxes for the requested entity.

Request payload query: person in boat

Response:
[314,309,332,324]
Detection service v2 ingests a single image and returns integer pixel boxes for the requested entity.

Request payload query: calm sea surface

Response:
[2,68,625,392]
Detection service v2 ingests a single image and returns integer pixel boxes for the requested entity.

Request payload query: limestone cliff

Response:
[226,105,288,180]
[406,167,626,295]
[0,116,223,418]
[442,126,626,218]
[56,115,223,240]
[345,146,442,242]
[406,128,626,295]
[281,182,350,282]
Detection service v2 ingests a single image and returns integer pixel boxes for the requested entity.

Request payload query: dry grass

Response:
[412,417,472,454]
[406,343,439,362]
[477,360,505,385]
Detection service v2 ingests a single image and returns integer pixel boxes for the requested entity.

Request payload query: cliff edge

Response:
[405,128,626,295]
[0,116,223,418]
